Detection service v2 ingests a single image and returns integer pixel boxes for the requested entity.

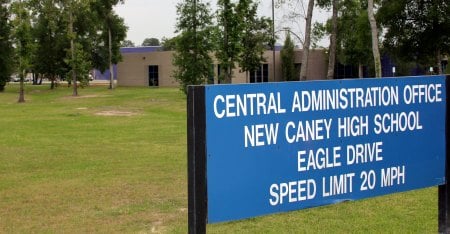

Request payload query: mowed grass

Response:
[0,83,439,233]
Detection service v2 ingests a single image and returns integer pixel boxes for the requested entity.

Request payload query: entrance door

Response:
[149,65,159,86]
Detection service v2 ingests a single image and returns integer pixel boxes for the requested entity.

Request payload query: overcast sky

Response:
[114,0,330,47]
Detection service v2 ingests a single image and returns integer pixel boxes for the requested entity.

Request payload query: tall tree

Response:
[316,0,338,79]
[0,0,13,92]
[237,0,273,76]
[65,0,95,95]
[368,0,381,77]
[67,0,77,95]
[141,37,160,46]
[90,0,126,89]
[299,0,314,81]
[173,0,214,94]
[216,0,241,83]
[378,0,450,74]
[341,2,373,77]
[314,0,373,78]
[32,0,69,89]
[328,0,337,79]
[11,0,33,103]
[280,31,296,81]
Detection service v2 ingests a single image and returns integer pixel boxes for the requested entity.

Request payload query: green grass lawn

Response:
[0,83,439,233]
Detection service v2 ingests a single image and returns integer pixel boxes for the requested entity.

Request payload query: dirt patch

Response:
[95,110,139,116]
[63,94,111,99]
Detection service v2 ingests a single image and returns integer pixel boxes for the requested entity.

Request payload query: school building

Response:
[114,46,328,87]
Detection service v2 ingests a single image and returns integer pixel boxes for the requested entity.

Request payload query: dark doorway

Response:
[149,65,159,86]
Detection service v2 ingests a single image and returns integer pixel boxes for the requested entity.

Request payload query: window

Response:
[250,64,269,83]
[148,65,159,86]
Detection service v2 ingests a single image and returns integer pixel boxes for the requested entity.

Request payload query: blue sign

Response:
[204,76,447,223]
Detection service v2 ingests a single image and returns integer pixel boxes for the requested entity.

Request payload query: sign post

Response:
[438,75,450,233]
[187,86,207,234]
[188,76,449,233]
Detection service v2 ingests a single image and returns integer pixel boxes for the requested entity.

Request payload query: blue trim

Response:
[120,46,163,54]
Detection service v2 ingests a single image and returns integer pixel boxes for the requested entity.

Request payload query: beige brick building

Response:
[116,46,328,87]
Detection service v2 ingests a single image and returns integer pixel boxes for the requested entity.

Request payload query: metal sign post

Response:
[438,75,450,233]
[187,86,207,234]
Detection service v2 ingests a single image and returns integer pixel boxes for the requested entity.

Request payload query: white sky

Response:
[114,0,330,47]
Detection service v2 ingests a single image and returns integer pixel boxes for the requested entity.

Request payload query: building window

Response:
[148,65,159,86]
[250,64,269,83]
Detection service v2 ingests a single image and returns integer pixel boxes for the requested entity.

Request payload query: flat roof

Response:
[120,46,163,54]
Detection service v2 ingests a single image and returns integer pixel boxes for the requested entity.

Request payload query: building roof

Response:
[120,46,163,54]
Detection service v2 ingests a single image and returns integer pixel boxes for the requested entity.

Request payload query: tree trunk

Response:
[108,26,114,89]
[436,49,442,75]
[327,0,338,80]
[70,9,78,96]
[358,63,364,78]
[368,0,382,78]
[300,0,314,81]
[18,71,25,103]
[0,85,4,92]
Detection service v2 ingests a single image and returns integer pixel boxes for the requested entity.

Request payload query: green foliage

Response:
[280,32,297,81]
[215,0,242,83]
[337,1,372,67]
[10,0,34,78]
[214,0,273,82]
[378,0,450,71]
[65,42,92,87]
[173,0,214,94]
[161,36,178,51]
[90,12,127,72]
[121,39,135,47]
[32,0,69,83]
[314,0,373,71]
[0,0,13,91]
[237,0,273,74]
[141,37,160,46]
[89,0,127,81]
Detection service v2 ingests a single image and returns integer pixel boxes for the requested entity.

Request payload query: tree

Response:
[367,0,381,77]
[173,0,214,94]
[66,41,92,88]
[314,0,373,78]
[32,0,69,89]
[121,39,135,47]
[215,0,241,83]
[237,0,273,76]
[90,0,127,89]
[11,0,33,103]
[141,37,160,46]
[299,0,314,81]
[214,0,271,83]
[0,0,13,92]
[48,0,98,95]
[161,36,177,51]
[378,0,450,74]
[280,31,296,81]
[319,0,338,79]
